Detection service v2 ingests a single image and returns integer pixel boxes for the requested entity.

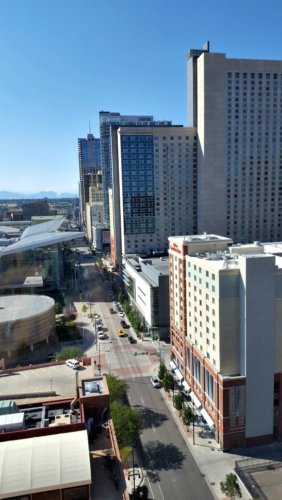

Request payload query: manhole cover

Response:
[210,482,216,486]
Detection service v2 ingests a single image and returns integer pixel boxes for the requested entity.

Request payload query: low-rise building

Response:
[123,255,169,340]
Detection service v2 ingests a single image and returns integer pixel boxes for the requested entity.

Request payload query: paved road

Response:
[127,377,214,500]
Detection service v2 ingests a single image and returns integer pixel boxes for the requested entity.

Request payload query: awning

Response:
[201,408,215,429]
[174,369,183,382]
[189,392,202,409]
[170,360,177,371]
[182,381,191,394]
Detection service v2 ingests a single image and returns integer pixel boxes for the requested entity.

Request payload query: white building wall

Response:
[239,254,275,438]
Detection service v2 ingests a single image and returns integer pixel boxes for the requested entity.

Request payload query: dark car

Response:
[120,319,127,328]
[127,336,136,344]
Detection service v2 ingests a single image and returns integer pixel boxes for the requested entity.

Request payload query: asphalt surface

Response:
[127,377,214,500]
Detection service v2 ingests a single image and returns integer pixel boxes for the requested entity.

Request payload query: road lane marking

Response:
[157,481,165,500]
[152,424,156,433]
[140,396,144,405]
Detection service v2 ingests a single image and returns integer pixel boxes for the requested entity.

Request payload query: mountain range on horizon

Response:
[0,191,78,200]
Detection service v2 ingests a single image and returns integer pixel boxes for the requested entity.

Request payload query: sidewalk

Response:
[160,388,252,500]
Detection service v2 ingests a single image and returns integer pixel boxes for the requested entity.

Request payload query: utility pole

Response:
[192,398,195,445]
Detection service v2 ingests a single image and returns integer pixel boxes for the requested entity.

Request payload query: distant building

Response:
[169,233,282,449]
[78,133,101,224]
[110,124,197,267]
[22,199,49,220]
[99,112,155,226]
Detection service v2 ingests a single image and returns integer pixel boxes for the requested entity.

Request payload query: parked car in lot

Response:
[66,359,80,370]
[118,328,124,337]
[109,307,115,314]
[118,312,124,317]
[120,319,127,328]
[151,375,161,388]
[127,336,136,344]
[98,332,105,340]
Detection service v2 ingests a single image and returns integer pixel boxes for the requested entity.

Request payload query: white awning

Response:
[182,381,191,393]
[174,369,183,382]
[189,392,202,409]
[201,408,215,429]
[170,360,177,371]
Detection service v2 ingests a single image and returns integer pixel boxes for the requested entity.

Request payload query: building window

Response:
[186,347,191,370]
[205,369,214,401]
[193,355,201,383]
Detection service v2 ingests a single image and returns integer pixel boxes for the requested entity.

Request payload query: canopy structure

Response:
[201,408,215,429]
[174,368,184,382]
[0,217,84,257]
[189,392,202,409]
[0,430,91,498]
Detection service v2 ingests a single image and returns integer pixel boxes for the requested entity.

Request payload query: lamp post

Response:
[192,397,195,445]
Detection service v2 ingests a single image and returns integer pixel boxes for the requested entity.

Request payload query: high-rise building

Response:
[188,44,282,243]
[78,133,100,224]
[110,125,197,267]
[169,234,282,449]
[22,199,50,220]
[99,112,155,226]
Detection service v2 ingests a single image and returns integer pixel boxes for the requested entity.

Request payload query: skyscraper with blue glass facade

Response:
[99,112,155,226]
[110,125,197,266]
[188,45,282,243]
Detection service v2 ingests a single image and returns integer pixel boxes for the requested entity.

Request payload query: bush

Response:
[56,347,85,361]
[173,393,184,412]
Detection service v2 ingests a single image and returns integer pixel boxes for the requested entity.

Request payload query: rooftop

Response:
[0,295,54,322]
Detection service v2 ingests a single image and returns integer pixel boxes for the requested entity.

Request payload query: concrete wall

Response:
[239,254,275,438]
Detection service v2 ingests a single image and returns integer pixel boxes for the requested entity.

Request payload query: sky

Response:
[1,0,282,194]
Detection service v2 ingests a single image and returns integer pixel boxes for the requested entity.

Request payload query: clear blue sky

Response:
[1,0,282,194]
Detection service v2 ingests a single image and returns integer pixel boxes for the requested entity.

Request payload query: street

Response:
[127,377,214,500]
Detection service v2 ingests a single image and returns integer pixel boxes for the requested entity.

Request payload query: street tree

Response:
[106,374,128,403]
[182,405,193,428]
[111,402,143,448]
[82,304,88,314]
[220,473,242,499]
[158,362,167,381]
[162,372,174,394]
[55,302,63,315]
[173,393,184,414]
[55,347,84,361]
[130,485,149,499]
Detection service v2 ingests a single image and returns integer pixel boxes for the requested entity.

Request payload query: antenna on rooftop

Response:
[89,120,92,134]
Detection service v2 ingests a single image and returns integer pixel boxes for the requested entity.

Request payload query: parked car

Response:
[120,320,127,328]
[98,333,105,340]
[151,375,161,388]
[66,359,80,370]
[118,328,124,337]
[110,307,114,314]
[127,336,136,344]
[118,312,124,317]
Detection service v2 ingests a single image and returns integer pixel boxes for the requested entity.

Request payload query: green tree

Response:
[173,393,184,414]
[163,372,174,393]
[220,473,242,500]
[80,291,86,301]
[55,302,63,314]
[106,374,128,403]
[158,362,167,381]
[182,405,193,427]
[111,402,143,448]
[55,347,84,361]
[82,304,88,314]
[130,485,149,499]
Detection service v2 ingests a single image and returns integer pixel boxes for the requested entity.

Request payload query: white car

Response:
[66,359,80,370]
[118,312,124,317]
[151,376,160,388]
[98,332,105,340]
[94,314,100,320]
